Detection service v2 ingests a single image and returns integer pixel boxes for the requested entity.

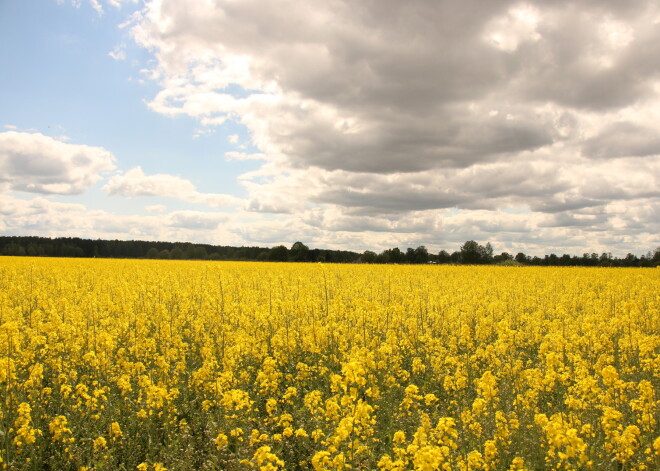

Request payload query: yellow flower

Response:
[476,371,498,402]
[215,432,229,450]
[13,402,42,446]
[266,398,278,415]
[484,440,498,462]
[48,415,72,442]
[93,436,107,452]
[110,421,123,438]
[2,256,658,470]
[509,456,526,470]
[253,445,284,470]
[311,451,331,470]
[424,393,438,406]
[413,445,449,470]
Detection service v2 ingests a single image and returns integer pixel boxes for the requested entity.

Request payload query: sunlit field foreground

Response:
[0,259,658,470]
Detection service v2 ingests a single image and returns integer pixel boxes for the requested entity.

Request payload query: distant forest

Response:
[1,236,659,267]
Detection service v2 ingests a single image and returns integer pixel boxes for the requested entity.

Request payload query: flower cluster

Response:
[0,258,658,469]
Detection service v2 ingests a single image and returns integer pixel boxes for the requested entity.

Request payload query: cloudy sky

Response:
[1,0,659,256]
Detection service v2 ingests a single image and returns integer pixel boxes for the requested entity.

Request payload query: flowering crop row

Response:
[0,258,658,470]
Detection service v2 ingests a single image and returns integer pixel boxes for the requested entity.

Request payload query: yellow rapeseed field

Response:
[0,258,658,470]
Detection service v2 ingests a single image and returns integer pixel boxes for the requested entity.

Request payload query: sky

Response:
[1,0,659,257]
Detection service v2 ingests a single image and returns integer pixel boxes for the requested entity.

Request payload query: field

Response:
[0,258,658,470]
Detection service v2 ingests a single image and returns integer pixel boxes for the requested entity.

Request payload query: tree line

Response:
[0,236,356,263]
[1,236,658,267]
[361,240,660,267]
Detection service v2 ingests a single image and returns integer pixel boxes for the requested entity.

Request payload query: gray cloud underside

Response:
[583,122,660,158]
[135,0,660,170]
[2,0,658,256]
[92,0,660,253]
[0,132,115,194]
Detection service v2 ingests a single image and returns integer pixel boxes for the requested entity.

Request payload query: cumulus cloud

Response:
[167,211,227,230]
[103,166,242,208]
[131,0,660,169]
[131,1,555,171]
[0,131,115,195]
[582,122,660,158]
[104,166,196,198]
[240,150,659,218]
[34,0,660,254]
[145,204,167,213]
[0,194,237,244]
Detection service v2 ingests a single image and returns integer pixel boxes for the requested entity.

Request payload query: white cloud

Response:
[22,0,657,255]
[117,0,660,254]
[225,151,266,161]
[145,204,167,213]
[483,4,541,52]
[89,0,104,16]
[192,128,216,139]
[106,0,138,8]
[104,166,195,197]
[109,42,127,60]
[103,166,242,208]
[168,211,227,230]
[59,0,104,15]
[0,131,115,195]
[0,194,239,245]
[2,190,657,256]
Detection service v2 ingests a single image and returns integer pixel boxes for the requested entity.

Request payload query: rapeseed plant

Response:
[0,258,657,469]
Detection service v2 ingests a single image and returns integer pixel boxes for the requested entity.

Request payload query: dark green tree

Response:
[480,242,494,264]
[494,252,513,264]
[376,251,390,263]
[405,248,416,263]
[2,243,25,256]
[460,241,494,264]
[268,245,289,261]
[383,247,404,263]
[361,250,377,263]
[414,246,429,264]
[437,250,451,264]
[289,242,310,262]
[190,246,208,260]
[515,252,528,264]
[460,240,482,264]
